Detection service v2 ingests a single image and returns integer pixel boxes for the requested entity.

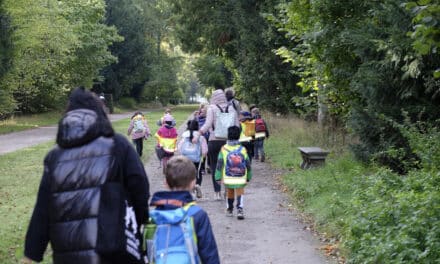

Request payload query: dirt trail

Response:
[0,113,335,263]
[145,122,335,264]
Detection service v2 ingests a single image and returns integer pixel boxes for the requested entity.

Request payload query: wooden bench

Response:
[298,147,329,169]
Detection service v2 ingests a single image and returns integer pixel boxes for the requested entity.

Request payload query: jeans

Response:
[253,138,265,159]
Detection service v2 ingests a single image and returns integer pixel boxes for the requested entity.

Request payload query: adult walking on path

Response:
[23,87,149,263]
[146,115,335,264]
[199,88,240,200]
[0,111,145,155]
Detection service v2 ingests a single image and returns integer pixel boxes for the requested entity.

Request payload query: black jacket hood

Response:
[56,109,112,148]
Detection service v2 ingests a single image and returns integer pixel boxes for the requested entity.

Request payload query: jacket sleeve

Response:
[194,210,220,264]
[214,151,224,181]
[246,153,252,181]
[127,119,134,135]
[24,156,52,262]
[115,134,150,225]
[200,106,214,134]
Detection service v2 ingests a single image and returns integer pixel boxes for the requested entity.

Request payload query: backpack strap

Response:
[183,202,201,217]
[216,104,224,113]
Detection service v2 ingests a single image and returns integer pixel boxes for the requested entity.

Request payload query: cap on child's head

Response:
[227,126,241,140]
[165,156,196,189]
[163,114,173,122]
[240,111,251,118]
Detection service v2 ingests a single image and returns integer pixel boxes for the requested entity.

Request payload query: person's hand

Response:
[216,180,222,185]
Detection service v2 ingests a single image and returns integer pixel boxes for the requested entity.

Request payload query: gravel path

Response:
[145,121,335,264]
[0,113,335,263]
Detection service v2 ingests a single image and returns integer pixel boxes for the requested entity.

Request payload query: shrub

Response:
[345,122,440,263]
[117,97,136,109]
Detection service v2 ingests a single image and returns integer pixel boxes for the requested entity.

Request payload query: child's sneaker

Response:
[214,192,222,200]
[226,208,233,217]
[237,208,245,220]
[195,184,203,198]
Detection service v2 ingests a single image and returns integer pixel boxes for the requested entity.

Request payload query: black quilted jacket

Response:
[24,109,149,264]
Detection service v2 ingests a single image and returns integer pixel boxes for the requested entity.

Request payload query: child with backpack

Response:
[149,156,220,264]
[154,114,178,174]
[156,108,176,127]
[215,126,252,220]
[127,111,151,156]
[251,108,269,162]
[238,111,255,163]
[178,119,208,198]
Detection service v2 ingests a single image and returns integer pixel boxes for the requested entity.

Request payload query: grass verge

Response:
[0,112,62,135]
[264,113,372,259]
[0,105,197,263]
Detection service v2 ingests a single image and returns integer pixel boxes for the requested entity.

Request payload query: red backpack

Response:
[255,118,266,133]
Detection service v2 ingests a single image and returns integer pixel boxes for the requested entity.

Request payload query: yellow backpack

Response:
[243,119,255,137]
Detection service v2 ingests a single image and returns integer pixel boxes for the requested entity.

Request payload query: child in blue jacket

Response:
[149,155,220,264]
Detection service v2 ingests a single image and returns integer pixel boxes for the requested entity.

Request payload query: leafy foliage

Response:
[275,0,440,171]
[166,0,300,113]
[0,1,14,118]
[2,0,120,114]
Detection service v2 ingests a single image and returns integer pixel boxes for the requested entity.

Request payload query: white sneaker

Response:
[214,192,222,200]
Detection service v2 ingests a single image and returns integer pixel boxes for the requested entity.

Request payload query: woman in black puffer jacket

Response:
[23,87,150,264]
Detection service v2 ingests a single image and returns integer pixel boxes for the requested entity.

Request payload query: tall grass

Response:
[264,112,370,239]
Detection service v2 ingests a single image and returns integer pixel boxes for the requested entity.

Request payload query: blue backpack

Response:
[180,137,201,163]
[149,203,201,264]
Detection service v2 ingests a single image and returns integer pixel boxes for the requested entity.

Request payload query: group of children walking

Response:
[126,101,268,263]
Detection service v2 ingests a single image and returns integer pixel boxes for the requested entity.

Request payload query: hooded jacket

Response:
[24,108,149,264]
[200,89,240,141]
[150,191,220,264]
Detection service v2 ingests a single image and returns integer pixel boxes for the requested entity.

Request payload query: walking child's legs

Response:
[235,188,245,209]
[254,139,263,159]
[226,188,235,209]
[133,138,143,156]
[208,140,226,193]
[194,162,202,186]
[260,139,266,161]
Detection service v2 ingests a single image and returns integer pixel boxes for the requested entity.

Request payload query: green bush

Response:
[346,169,440,263]
[117,97,137,109]
[345,123,440,263]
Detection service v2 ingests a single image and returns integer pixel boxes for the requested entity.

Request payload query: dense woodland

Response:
[1,0,440,262]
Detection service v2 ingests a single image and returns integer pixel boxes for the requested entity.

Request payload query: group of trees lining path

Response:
[1,0,440,262]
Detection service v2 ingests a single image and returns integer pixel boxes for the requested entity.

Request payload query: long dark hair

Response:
[187,119,199,141]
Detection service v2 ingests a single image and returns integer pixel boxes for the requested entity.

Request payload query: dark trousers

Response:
[241,141,253,163]
[208,140,226,192]
[194,161,203,186]
[254,138,265,159]
[132,138,143,156]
